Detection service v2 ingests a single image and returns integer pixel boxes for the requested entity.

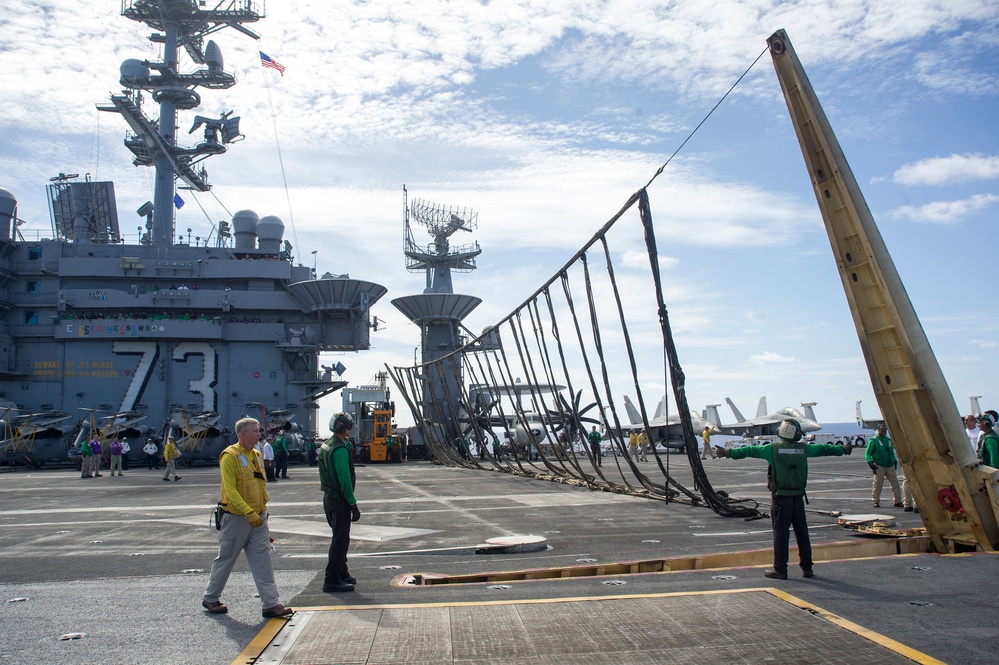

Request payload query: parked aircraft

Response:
[0,408,75,467]
[458,381,599,458]
[855,400,885,430]
[620,395,714,452]
[705,397,822,437]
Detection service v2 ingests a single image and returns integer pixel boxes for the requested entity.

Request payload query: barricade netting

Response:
[387,189,759,517]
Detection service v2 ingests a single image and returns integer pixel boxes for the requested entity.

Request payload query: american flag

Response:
[259,51,286,76]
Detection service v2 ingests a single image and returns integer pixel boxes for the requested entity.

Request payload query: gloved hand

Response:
[350,504,361,522]
[714,445,730,458]
[843,443,854,455]
[246,512,263,528]
[867,461,877,474]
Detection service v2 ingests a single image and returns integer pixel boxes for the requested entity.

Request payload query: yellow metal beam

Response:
[767,29,999,552]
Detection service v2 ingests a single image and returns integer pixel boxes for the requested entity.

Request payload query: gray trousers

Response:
[204,511,279,608]
[163,459,178,479]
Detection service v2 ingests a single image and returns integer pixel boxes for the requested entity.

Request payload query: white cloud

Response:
[621,251,678,271]
[750,351,795,364]
[891,193,999,223]
[893,154,999,186]
[969,339,997,349]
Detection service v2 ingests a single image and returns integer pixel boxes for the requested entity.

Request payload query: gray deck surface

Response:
[263,591,926,665]
[1,456,993,664]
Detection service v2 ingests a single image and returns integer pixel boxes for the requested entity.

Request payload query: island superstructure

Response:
[0,1,386,465]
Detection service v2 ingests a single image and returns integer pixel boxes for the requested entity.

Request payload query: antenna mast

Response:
[98,1,263,247]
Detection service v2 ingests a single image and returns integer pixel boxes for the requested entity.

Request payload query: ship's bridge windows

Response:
[24,310,39,325]
[28,247,42,261]
[26,281,40,293]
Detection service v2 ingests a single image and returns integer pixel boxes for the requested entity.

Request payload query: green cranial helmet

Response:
[330,412,354,434]
[776,418,803,442]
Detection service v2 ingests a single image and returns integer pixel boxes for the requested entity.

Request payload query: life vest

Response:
[768,440,808,496]
[219,443,269,515]
[319,438,355,499]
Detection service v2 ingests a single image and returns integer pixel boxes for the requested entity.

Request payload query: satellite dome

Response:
[256,215,284,241]
[231,210,259,234]
[0,187,16,218]
[120,59,149,83]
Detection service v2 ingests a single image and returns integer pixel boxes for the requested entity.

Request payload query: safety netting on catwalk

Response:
[387,189,759,518]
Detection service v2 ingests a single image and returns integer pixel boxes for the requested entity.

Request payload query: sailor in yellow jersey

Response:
[201,417,293,618]
[162,437,181,482]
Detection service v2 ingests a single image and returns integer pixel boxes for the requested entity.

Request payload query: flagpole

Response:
[259,48,301,258]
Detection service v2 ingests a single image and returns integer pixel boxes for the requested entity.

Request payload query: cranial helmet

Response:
[777,418,803,442]
[330,412,354,434]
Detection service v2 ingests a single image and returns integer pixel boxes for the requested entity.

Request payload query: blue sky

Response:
[1,1,997,429]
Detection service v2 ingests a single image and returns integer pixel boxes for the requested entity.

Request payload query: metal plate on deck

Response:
[245,590,936,664]
[838,513,897,527]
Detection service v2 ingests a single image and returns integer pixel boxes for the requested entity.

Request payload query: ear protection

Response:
[330,412,354,434]
[777,418,802,442]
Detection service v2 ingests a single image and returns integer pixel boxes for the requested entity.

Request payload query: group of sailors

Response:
[968,409,999,467]
[77,436,130,478]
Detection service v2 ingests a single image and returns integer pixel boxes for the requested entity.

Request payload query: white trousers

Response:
[872,465,901,504]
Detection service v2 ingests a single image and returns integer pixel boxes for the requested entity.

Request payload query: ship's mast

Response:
[392,187,482,432]
[98,1,264,247]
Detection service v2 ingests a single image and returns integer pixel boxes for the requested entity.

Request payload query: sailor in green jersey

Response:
[319,412,361,593]
[865,424,902,508]
[587,426,603,467]
[79,438,94,479]
[978,414,999,468]
[385,434,398,463]
[273,431,289,479]
[716,418,854,580]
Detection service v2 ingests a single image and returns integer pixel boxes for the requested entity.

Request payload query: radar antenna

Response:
[402,185,481,293]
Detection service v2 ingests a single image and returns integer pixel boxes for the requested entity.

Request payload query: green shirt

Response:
[730,439,846,496]
[272,434,288,454]
[587,430,602,445]
[865,433,897,467]
[979,430,999,468]
[318,436,356,504]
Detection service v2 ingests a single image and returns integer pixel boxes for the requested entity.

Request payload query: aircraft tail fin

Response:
[801,402,818,423]
[970,396,983,417]
[855,400,863,426]
[704,404,722,428]
[726,398,747,424]
[755,397,767,419]
[652,395,666,422]
[623,396,641,425]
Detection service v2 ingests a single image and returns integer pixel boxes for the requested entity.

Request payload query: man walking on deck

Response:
[163,437,181,481]
[866,424,901,508]
[701,425,716,459]
[202,417,293,618]
[716,418,854,579]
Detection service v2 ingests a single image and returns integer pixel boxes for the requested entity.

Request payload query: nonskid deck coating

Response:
[241,590,941,665]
